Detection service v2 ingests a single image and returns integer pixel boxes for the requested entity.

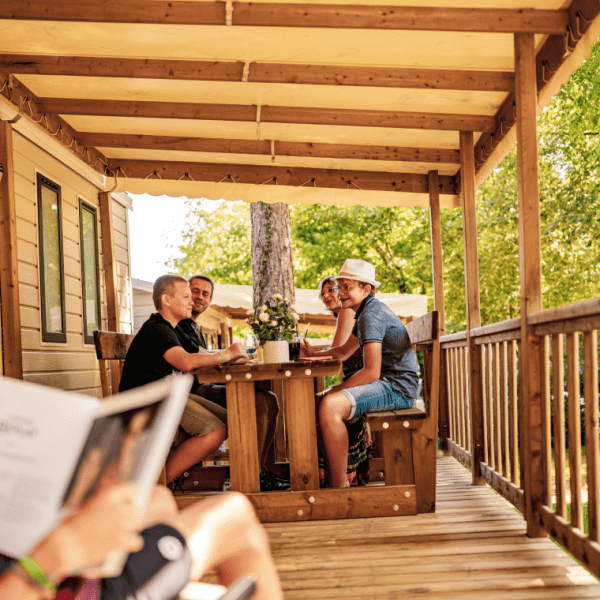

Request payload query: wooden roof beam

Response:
[0,55,514,93]
[79,133,461,164]
[0,3,568,34]
[41,99,496,132]
[106,159,458,194]
[473,1,600,173]
[0,74,108,175]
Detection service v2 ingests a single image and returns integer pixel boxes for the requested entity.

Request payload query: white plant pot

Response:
[262,340,290,363]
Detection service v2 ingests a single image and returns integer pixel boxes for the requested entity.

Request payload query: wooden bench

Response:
[93,330,135,397]
[366,311,440,513]
[93,329,231,492]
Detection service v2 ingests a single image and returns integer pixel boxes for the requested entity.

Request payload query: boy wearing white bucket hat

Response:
[302,259,419,488]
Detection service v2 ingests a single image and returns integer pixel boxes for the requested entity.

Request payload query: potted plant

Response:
[248,295,300,363]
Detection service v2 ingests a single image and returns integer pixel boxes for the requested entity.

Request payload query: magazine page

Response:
[0,378,100,558]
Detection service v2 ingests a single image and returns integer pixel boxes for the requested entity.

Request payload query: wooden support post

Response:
[429,170,449,454]
[99,192,120,393]
[0,120,23,379]
[219,321,230,347]
[514,32,545,538]
[460,130,484,486]
[428,170,445,335]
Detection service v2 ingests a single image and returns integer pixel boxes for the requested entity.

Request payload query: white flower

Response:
[246,309,253,315]
[273,294,282,300]
[290,305,296,311]
[270,320,278,327]
[259,313,269,322]
[292,313,300,321]
[260,304,268,312]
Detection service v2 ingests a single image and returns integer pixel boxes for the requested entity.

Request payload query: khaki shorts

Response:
[179,394,227,437]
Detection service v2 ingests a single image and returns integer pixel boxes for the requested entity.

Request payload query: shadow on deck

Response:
[254,456,600,599]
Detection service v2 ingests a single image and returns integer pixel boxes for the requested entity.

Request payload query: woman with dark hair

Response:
[310,276,370,486]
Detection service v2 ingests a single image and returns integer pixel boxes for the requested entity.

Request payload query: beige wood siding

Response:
[11,132,132,396]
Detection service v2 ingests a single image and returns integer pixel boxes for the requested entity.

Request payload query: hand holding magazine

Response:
[0,374,191,576]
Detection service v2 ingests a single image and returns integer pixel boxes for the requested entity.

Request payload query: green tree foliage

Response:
[168,199,252,284]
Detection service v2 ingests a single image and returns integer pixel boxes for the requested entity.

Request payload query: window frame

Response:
[37,173,67,344]
[79,199,102,345]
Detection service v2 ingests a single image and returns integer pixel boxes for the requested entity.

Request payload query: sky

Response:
[127,193,188,283]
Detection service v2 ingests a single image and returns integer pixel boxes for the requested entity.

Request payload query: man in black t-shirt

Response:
[119,274,249,485]
[176,275,285,491]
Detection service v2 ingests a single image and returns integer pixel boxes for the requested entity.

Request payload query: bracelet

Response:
[219,352,226,365]
[10,557,57,596]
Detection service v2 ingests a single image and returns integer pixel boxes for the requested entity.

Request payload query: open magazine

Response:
[0,374,191,573]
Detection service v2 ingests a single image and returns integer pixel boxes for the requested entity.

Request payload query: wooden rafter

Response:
[0,3,568,33]
[0,74,108,175]
[0,55,514,93]
[79,133,461,165]
[40,99,496,132]
[107,159,458,194]
[473,1,600,172]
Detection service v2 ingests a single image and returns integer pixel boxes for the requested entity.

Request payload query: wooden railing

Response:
[440,298,600,577]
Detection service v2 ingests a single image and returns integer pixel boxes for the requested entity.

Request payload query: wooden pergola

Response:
[1,0,600,588]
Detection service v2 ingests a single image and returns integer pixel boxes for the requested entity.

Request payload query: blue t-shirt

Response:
[352,295,419,399]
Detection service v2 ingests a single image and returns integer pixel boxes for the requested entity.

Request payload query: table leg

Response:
[284,377,319,490]
[226,381,260,493]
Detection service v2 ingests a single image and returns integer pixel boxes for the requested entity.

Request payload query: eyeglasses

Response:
[335,285,357,293]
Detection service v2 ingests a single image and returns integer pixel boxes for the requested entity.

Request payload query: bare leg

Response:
[318,392,352,488]
[255,390,279,468]
[166,427,226,483]
[176,493,283,600]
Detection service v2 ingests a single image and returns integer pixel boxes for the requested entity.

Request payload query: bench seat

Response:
[365,312,440,514]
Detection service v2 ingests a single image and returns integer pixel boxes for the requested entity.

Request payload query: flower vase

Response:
[262,340,290,363]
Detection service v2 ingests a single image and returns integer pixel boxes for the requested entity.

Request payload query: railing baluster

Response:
[552,333,566,518]
[517,340,525,489]
[501,341,510,479]
[464,346,472,453]
[458,346,466,449]
[541,335,552,507]
[509,339,519,486]
[462,347,469,452]
[451,347,459,444]
[566,332,583,530]
[494,341,502,476]
[482,344,488,465]
[445,349,453,443]
[584,330,599,542]
[486,343,495,469]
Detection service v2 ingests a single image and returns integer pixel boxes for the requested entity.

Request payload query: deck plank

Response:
[244,457,600,599]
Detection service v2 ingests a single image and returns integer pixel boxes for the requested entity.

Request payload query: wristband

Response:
[220,352,226,365]
[10,556,57,596]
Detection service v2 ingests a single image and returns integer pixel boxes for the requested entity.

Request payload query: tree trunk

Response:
[251,202,295,307]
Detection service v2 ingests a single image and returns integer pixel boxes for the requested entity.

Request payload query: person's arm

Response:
[301,332,359,361]
[321,341,382,396]
[0,483,144,599]
[330,307,355,348]
[164,342,248,372]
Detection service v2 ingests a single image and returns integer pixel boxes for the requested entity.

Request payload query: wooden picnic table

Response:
[192,359,342,494]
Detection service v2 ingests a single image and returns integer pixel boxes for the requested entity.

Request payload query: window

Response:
[37,174,66,343]
[79,201,101,344]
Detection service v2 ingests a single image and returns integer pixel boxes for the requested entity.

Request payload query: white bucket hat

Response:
[334,259,380,288]
[316,275,337,298]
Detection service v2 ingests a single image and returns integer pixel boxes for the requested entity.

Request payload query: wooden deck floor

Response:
[256,456,600,599]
